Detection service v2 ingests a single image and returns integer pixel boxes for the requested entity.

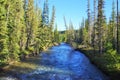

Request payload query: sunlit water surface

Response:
[1,43,108,80]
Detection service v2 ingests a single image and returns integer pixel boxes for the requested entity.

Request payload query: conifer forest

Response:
[0,0,120,80]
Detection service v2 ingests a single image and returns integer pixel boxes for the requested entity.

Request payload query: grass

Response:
[78,48,120,80]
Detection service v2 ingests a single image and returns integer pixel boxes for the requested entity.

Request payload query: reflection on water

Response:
[2,43,108,80]
[30,43,107,80]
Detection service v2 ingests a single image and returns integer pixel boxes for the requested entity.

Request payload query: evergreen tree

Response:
[78,18,85,44]
[42,0,49,26]
[87,0,92,45]
[49,6,55,30]
[0,0,9,64]
[25,0,36,53]
[35,8,42,53]
[6,0,25,61]
[119,12,120,53]
[97,0,105,54]
[19,0,27,56]
[107,0,116,49]
[54,24,59,43]
[92,0,97,53]
[82,28,88,46]
[116,0,119,53]
[49,6,55,43]
[67,20,75,44]
[32,2,42,55]
[83,19,89,46]
[64,16,68,42]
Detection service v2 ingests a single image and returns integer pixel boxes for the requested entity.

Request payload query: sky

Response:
[38,0,119,31]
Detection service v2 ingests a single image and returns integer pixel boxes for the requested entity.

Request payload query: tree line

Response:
[0,0,59,65]
[63,0,120,55]
[62,1,120,78]
[0,0,120,67]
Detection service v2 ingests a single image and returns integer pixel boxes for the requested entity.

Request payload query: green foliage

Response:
[54,25,60,43]
[42,0,49,26]
[65,21,75,44]
[59,34,66,43]
[82,27,88,45]
[21,50,29,55]
[71,42,78,48]
[0,0,56,65]
[82,47,120,80]
[0,0,9,65]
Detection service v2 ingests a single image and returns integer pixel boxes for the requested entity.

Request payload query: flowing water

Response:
[1,43,109,80]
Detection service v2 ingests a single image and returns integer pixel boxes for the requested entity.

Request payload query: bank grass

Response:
[80,48,120,80]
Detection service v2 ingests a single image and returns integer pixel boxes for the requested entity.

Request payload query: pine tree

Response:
[66,20,75,44]
[64,16,68,42]
[25,0,36,53]
[97,0,104,54]
[54,24,59,43]
[116,0,119,53]
[83,19,89,46]
[119,12,120,52]
[78,18,85,44]
[108,0,116,48]
[0,0,9,64]
[19,0,27,56]
[49,6,55,43]
[92,0,97,53]
[5,0,26,61]
[42,0,49,26]
[33,2,42,55]
[87,0,92,45]
[49,6,55,30]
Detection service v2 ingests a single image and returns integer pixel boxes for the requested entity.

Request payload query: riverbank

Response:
[0,56,40,79]
[76,48,120,80]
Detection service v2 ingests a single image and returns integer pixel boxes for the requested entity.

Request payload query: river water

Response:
[1,43,109,80]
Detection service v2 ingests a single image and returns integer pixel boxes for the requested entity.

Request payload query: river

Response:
[0,43,109,80]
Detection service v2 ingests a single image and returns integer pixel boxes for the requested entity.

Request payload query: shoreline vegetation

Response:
[0,44,119,80]
[0,0,120,80]
[75,47,120,80]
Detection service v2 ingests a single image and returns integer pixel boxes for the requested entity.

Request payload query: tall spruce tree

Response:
[87,0,92,45]
[6,0,25,61]
[54,24,59,43]
[97,0,104,54]
[0,0,9,64]
[42,0,49,26]
[108,0,116,48]
[19,0,27,56]
[68,20,75,44]
[33,2,43,55]
[92,0,97,53]
[49,6,55,30]
[116,0,119,53]
[25,0,35,53]
[64,16,68,42]
[49,6,55,43]
[79,18,85,44]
